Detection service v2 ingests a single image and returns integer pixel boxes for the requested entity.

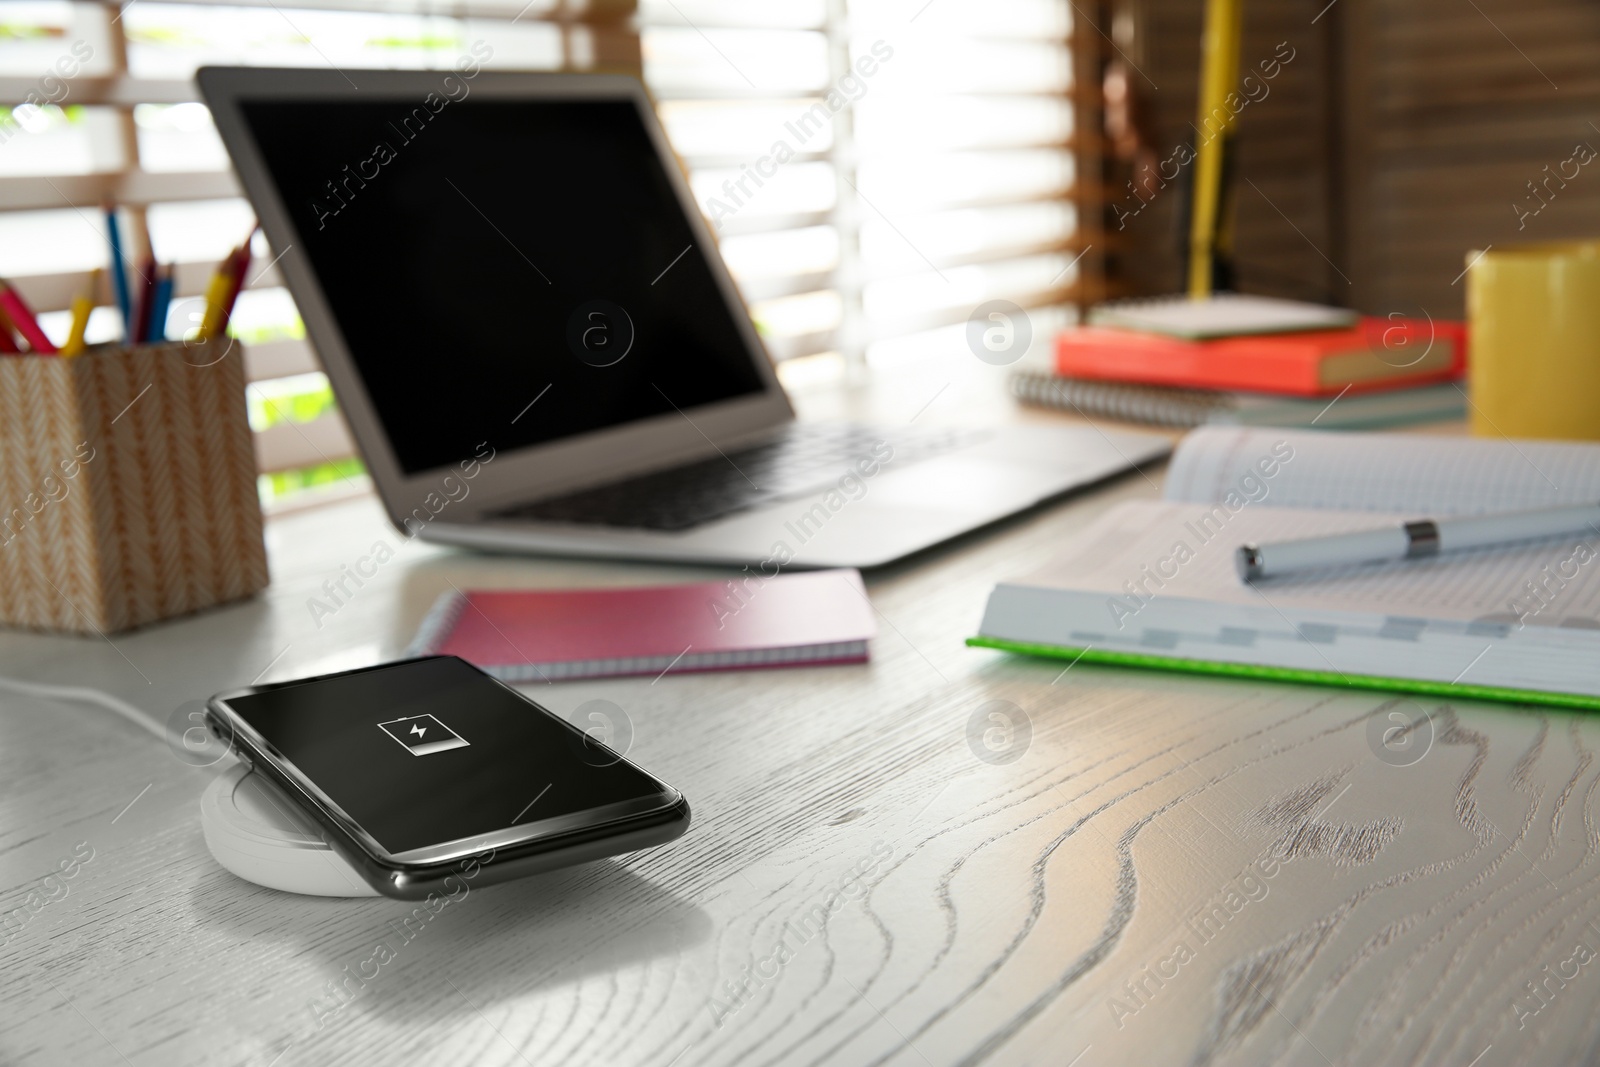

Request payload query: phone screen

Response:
[218,657,666,855]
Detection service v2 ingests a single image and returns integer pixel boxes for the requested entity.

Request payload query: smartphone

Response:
[206,655,690,899]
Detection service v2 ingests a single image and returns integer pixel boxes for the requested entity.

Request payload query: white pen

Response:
[1236,502,1600,582]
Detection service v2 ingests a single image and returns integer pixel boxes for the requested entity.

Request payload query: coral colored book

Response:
[1056,317,1466,397]
[407,569,876,682]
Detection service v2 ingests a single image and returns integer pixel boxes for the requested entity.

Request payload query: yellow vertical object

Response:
[61,268,101,357]
[1187,0,1243,298]
[197,252,237,341]
[1467,241,1600,440]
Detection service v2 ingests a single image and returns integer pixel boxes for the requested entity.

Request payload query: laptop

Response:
[199,67,1169,568]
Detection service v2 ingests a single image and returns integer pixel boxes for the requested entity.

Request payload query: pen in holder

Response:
[0,339,268,634]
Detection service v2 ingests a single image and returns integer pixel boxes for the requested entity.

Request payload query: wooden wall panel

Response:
[1107,0,1338,303]
[1110,0,1600,321]
[1341,0,1600,318]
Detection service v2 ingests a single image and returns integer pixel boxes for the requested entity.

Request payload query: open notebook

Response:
[970,427,1600,708]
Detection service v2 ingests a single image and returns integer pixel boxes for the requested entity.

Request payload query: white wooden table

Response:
[1,369,1592,1067]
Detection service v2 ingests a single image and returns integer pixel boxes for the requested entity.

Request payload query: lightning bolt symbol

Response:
[410,723,427,739]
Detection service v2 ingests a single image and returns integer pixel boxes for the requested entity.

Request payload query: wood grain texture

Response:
[0,380,1595,1067]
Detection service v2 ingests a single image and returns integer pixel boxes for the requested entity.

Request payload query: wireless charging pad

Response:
[201,764,377,897]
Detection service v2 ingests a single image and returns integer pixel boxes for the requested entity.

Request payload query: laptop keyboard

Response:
[498,423,986,532]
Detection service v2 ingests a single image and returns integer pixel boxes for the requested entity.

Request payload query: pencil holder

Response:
[0,339,268,634]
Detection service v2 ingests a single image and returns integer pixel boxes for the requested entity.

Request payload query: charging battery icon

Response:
[378,714,470,756]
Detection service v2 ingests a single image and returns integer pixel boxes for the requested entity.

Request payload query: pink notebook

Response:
[406,569,876,682]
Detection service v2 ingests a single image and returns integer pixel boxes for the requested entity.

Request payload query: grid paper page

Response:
[1164,427,1600,516]
[1028,500,1600,628]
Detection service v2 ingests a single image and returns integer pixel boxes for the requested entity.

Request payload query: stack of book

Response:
[1014,294,1468,430]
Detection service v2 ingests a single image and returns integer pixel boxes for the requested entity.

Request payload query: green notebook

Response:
[970,427,1600,710]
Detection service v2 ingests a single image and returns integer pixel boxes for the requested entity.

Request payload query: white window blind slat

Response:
[3,0,1094,504]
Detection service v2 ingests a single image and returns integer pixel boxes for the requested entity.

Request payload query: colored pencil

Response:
[61,268,100,357]
[0,281,58,354]
[197,247,241,341]
[103,200,133,344]
[147,265,174,343]
[0,305,20,354]
[131,253,157,346]
[215,240,253,339]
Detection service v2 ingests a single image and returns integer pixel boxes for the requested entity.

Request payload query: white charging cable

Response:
[0,675,166,742]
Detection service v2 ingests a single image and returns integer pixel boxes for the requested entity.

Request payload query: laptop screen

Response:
[237,96,767,475]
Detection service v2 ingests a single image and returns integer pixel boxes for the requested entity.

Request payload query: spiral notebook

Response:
[1010,371,1466,430]
[970,427,1600,709]
[407,569,876,682]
